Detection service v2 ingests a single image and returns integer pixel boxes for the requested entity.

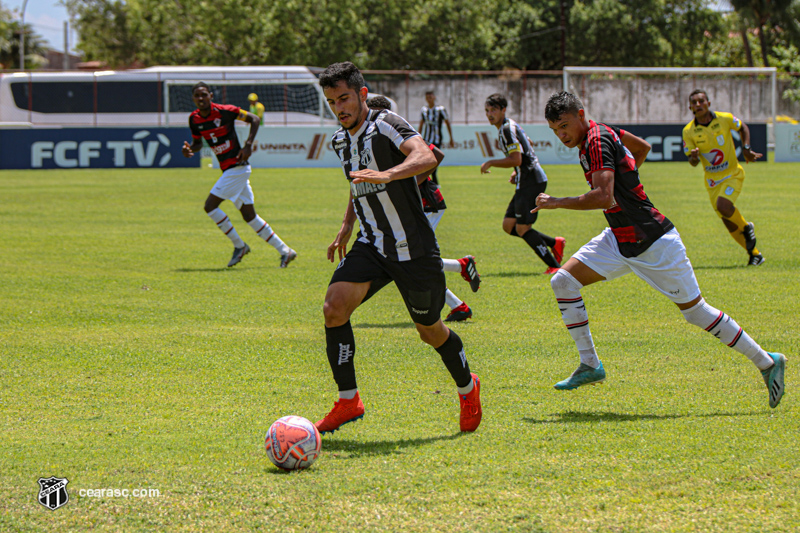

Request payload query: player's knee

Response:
[716,197,735,218]
[551,268,581,295]
[323,299,348,327]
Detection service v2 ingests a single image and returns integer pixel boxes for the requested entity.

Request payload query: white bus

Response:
[0,65,366,127]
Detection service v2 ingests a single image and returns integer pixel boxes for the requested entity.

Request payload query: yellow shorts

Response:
[705,165,744,208]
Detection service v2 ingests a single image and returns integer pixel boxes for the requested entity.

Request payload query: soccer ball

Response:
[264,415,321,471]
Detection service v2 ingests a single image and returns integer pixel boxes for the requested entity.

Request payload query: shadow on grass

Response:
[490,271,541,278]
[321,432,467,458]
[264,433,468,473]
[691,264,747,270]
[524,409,763,424]
[173,267,254,273]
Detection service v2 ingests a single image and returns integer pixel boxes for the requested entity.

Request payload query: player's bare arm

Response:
[445,119,455,148]
[480,151,522,174]
[739,121,763,163]
[416,145,445,183]
[350,136,436,184]
[328,197,357,262]
[620,131,651,169]
[182,139,203,157]
[236,111,260,162]
[532,169,615,213]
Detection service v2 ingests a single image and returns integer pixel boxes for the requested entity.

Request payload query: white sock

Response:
[207,208,245,248]
[445,289,463,309]
[457,376,474,395]
[551,269,600,368]
[248,216,290,255]
[338,389,358,400]
[681,298,773,370]
[442,258,461,273]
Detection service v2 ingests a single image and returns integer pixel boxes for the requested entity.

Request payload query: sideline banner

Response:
[618,123,767,163]
[236,123,766,168]
[774,123,800,162]
[0,128,198,169]
[235,124,579,169]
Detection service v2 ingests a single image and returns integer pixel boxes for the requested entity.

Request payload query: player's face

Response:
[689,93,710,117]
[324,81,368,132]
[425,93,435,106]
[485,105,505,127]
[547,110,586,148]
[192,87,213,113]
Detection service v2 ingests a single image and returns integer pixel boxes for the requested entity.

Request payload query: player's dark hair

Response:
[192,81,210,94]
[366,95,392,111]
[425,90,435,96]
[545,91,584,122]
[485,93,507,109]
[689,89,708,101]
[319,62,365,92]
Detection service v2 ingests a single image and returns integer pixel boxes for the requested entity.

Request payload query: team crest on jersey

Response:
[214,118,221,128]
[579,153,588,170]
[717,134,725,146]
[360,148,373,167]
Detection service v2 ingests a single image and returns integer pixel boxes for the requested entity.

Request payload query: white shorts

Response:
[572,228,701,304]
[210,164,254,209]
[426,211,444,232]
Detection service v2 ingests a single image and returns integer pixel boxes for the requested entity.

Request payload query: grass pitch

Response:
[1,159,799,532]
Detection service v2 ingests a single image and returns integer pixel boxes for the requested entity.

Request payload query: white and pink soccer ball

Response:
[264,415,321,471]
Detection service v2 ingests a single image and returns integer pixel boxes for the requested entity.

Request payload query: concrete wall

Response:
[366,74,800,126]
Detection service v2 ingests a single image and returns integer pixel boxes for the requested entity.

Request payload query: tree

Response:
[729,0,796,67]
[0,2,49,69]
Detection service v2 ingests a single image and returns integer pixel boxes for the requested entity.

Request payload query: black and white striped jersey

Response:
[497,117,546,189]
[420,105,449,145]
[331,109,439,262]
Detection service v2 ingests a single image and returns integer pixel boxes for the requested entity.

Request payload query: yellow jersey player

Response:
[682,89,764,266]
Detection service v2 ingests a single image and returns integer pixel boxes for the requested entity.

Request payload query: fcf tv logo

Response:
[38,477,69,510]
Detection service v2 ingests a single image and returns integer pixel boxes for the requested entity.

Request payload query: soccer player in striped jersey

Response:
[418,91,455,184]
[315,62,481,435]
[182,82,296,268]
[682,89,764,266]
[537,91,785,408]
[481,94,565,275]
[369,95,481,322]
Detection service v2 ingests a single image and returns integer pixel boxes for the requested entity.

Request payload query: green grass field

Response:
[2,160,799,532]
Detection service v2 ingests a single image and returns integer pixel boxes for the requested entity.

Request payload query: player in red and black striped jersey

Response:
[534,91,785,408]
[182,82,296,269]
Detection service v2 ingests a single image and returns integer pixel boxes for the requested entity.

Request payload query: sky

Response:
[12,0,77,54]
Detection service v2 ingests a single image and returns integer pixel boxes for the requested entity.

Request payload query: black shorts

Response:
[505,180,548,226]
[329,241,446,326]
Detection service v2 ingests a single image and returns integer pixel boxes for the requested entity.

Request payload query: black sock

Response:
[435,330,472,388]
[325,321,357,391]
[509,226,519,237]
[539,232,556,248]
[522,230,559,268]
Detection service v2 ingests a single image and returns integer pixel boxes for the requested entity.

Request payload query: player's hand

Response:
[689,148,700,164]
[743,147,762,163]
[327,225,353,262]
[531,193,556,214]
[182,141,194,158]
[480,161,492,174]
[350,169,393,184]
[509,170,517,184]
[238,143,252,162]
[448,139,455,149]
